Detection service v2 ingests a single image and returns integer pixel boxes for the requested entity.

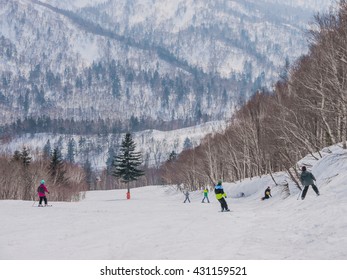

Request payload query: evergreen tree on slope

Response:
[49,147,66,184]
[112,133,144,197]
[43,140,52,159]
[66,138,76,163]
[18,146,32,200]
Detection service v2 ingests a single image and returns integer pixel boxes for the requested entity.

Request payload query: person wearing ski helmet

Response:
[300,166,320,200]
[37,180,50,206]
[214,181,230,212]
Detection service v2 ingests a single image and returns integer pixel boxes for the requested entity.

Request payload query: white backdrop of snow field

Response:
[1,144,347,260]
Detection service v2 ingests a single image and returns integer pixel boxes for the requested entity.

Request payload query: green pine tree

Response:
[66,138,76,163]
[18,146,32,200]
[13,150,21,161]
[43,139,51,159]
[112,133,144,194]
[183,137,193,150]
[168,150,178,162]
[83,158,93,190]
[49,147,66,184]
[20,146,31,167]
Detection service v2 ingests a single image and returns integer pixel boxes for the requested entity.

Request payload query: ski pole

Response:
[32,200,36,207]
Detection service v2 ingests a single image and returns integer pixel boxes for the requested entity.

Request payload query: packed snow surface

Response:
[1,145,347,259]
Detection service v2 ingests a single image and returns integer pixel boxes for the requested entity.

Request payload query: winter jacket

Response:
[300,171,316,186]
[264,189,271,198]
[203,189,209,197]
[37,184,49,197]
[214,184,226,200]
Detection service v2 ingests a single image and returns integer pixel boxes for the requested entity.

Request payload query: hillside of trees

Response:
[0,146,88,201]
[0,0,315,131]
[0,133,163,200]
[160,1,347,190]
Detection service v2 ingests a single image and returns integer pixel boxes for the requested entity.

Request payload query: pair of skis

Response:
[32,201,53,207]
[296,188,320,200]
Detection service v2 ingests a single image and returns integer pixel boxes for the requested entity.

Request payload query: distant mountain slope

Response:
[0,0,332,128]
[0,120,227,168]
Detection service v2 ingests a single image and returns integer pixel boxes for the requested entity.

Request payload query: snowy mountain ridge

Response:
[0,0,333,127]
[39,0,331,10]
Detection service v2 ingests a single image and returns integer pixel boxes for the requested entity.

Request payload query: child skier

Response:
[183,190,190,203]
[214,181,230,212]
[37,180,50,206]
[201,188,210,203]
[261,186,272,200]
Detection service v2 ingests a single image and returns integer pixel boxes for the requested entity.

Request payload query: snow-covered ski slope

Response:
[1,144,347,260]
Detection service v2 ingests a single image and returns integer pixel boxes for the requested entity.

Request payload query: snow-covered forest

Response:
[0,0,327,127]
[161,2,347,189]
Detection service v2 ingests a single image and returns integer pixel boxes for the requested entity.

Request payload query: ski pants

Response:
[202,196,210,203]
[301,184,319,199]
[183,197,190,203]
[39,196,48,205]
[218,197,228,211]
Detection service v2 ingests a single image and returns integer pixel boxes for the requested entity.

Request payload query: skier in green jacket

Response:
[201,188,210,203]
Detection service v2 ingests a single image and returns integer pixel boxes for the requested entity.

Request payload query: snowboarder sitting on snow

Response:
[183,190,191,203]
[37,180,50,207]
[201,188,210,203]
[214,181,230,212]
[261,186,272,200]
[300,166,320,200]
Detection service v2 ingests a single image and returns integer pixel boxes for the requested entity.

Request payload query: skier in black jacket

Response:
[214,181,230,212]
[261,186,272,200]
